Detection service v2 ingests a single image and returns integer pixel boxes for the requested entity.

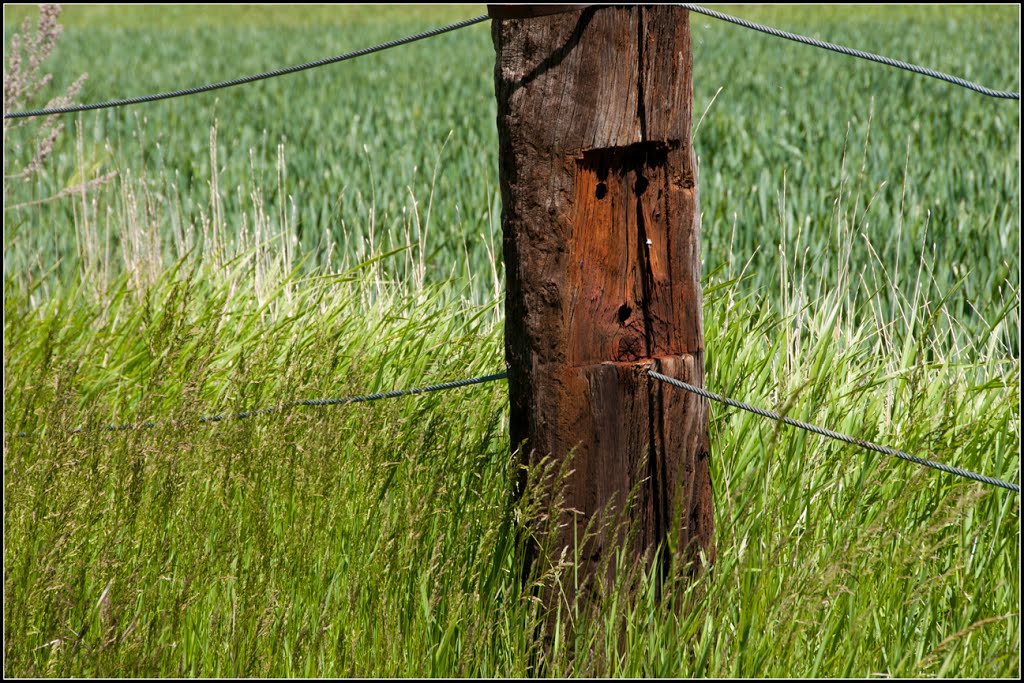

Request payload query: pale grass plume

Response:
[4,5,99,206]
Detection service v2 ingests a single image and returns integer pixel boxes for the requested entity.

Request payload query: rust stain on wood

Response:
[566,140,695,366]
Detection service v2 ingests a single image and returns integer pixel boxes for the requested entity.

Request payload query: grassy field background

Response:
[4,4,1020,677]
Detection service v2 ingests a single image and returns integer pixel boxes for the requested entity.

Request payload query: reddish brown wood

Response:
[493,5,714,606]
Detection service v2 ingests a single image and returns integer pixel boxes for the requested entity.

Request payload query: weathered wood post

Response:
[492,5,714,607]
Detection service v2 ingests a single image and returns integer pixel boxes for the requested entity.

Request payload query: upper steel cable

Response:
[6,7,1016,119]
[680,4,1020,100]
[649,370,1019,493]
[3,15,490,119]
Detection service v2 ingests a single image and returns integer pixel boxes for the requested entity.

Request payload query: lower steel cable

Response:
[14,371,508,437]
[649,370,1019,493]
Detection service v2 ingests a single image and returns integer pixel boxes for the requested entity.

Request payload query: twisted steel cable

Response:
[649,370,1019,493]
[3,14,490,119]
[13,371,508,436]
[681,4,1020,100]
[5,6,1017,120]
[286,371,508,408]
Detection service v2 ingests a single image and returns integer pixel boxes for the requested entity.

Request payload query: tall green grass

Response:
[4,4,1020,678]
[5,199,1018,675]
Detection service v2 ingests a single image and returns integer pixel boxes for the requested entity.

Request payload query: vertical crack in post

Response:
[654,364,672,599]
[633,7,657,358]
[636,7,669,602]
[645,360,679,604]
[636,7,647,143]
[641,9,682,600]
[635,166,656,358]
[646,363,663,602]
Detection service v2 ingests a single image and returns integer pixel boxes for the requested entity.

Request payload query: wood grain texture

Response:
[493,5,713,605]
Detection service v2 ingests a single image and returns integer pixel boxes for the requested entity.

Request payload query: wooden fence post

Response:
[492,5,714,606]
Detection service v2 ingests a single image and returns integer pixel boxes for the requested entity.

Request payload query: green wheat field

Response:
[3,4,1020,677]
